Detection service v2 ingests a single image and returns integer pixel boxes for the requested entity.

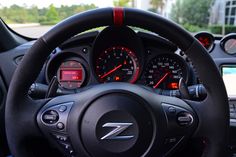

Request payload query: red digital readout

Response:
[167,82,179,89]
[60,70,83,81]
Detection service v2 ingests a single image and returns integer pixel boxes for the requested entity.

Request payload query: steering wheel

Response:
[5,8,229,157]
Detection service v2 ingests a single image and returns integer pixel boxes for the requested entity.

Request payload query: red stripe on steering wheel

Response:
[113,7,124,26]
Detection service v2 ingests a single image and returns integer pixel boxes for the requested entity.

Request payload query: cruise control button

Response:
[177,112,193,126]
[57,122,65,130]
[82,48,88,53]
[61,143,71,150]
[168,107,176,114]
[53,134,68,142]
[42,110,59,124]
[59,105,67,112]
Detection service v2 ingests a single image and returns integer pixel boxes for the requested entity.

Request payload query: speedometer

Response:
[95,46,140,83]
[144,54,189,90]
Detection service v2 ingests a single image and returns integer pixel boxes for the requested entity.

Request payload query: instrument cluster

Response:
[45,26,193,91]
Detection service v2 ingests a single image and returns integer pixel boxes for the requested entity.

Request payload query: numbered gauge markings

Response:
[95,46,140,83]
[144,54,189,90]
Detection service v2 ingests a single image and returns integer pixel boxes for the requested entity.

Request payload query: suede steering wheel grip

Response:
[5,7,229,157]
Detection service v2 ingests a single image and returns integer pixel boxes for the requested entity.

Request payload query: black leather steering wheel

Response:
[5,8,229,157]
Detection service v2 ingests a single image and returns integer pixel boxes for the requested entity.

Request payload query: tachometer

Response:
[144,54,189,90]
[95,46,140,83]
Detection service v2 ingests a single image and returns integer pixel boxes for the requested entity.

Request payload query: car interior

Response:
[0,6,236,157]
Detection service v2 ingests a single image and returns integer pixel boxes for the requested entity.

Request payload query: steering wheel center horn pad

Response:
[37,83,197,157]
[80,92,152,156]
[5,7,229,157]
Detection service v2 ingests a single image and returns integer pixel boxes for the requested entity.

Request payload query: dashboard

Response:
[1,26,236,122]
[1,26,236,101]
[43,27,236,133]
[43,27,236,100]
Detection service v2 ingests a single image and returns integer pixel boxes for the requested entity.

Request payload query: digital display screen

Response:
[167,82,179,89]
[60,70,83,81]
[222,65,236,97]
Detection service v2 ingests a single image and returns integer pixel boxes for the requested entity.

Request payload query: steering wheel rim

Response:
[5,8,229,157]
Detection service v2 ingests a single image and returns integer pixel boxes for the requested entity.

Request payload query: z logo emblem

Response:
[101,123,134,140]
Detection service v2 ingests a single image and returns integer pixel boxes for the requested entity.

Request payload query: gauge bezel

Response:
[194,31,215,52]
[144,53,190,89]
[45,52,90,89]
[95,46,140,83]
[220,33,236,55]
[57,60,86,90]
[92,26,144,84]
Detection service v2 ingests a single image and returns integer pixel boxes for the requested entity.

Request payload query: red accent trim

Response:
[113,7,124,26]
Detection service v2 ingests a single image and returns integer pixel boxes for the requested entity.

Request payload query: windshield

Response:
[0,0,232,38]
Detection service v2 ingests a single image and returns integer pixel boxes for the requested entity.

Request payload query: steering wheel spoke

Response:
[5,97,49,156]
[184,98,210,138]
[8,98,47,135]
[28,99,50,135]
[184,94,229,153]
[36,94,83,157]
[143,92,198,156]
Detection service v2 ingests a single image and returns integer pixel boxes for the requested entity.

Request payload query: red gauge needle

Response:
[100,64,122,79]
[153,72,170,88]
[229,40,236,49]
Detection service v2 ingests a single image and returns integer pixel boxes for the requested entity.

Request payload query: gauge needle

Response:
[229,40,236,49]
[100,64,122,79]
[153,72,170,88]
